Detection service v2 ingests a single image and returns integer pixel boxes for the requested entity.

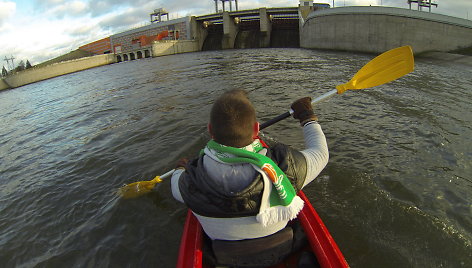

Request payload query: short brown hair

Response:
[210,90,256,147]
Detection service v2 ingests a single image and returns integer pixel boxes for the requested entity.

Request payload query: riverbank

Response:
[2,46,470,92]
[1,40,201,91]
[1,54,115,91]
[0,79,9,91]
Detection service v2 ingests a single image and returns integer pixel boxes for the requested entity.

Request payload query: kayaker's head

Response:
[208,89,259,148]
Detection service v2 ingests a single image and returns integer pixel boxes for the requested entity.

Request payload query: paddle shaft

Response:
[260,89,337,130]
[160,169,176,180]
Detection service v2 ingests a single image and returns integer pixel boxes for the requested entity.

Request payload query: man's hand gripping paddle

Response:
[118,45,414,199]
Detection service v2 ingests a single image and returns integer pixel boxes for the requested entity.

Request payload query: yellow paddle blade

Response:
[118,176,163,199]
[336,46,414,94]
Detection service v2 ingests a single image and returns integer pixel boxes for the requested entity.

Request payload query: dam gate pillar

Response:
[259,8,272,48]
[190,16,208,51]
[222,11,238,49]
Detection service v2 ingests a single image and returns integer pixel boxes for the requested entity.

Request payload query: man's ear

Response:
[208,123,214,138]
[252,122,260,139]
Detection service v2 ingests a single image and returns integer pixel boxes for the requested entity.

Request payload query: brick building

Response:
[110,17,192,54]
[79,37,112,54]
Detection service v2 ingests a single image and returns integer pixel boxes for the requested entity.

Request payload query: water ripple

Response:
[0,48,470,267]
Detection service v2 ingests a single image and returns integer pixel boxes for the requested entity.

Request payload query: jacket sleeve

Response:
[171,169,185,203]
[299,122,329,188]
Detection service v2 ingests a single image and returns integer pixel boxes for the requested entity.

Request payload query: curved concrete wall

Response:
[3,54,116,89]
[301,6,472,54]
[0,78,10,91]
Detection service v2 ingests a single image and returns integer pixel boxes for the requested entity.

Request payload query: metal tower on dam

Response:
[214,0,239,13]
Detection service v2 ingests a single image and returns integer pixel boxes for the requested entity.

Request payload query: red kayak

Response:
[176,191,349,268]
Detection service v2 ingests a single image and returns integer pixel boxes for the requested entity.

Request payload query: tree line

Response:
[2,60,33,77]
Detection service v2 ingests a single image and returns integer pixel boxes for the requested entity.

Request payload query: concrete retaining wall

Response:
[301,6,472,54]
[152,40,199,57]
[0,78,10,91]
[3,54,116,88]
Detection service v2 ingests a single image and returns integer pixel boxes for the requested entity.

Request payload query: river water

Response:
[0,48,470,267]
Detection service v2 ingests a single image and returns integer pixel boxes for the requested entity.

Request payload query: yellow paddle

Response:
[119,45,414,198]
[336,45,414,93]
[118,169,175,199]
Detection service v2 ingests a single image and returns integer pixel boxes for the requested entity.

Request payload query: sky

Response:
[0,0,470,68]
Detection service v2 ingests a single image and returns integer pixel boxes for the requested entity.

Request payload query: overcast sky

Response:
[1,0,470,67]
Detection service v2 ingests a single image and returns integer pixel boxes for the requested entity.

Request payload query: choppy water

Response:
[0,48,470,268]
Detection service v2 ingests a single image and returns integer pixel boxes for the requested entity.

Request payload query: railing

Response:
[195,7,299,21]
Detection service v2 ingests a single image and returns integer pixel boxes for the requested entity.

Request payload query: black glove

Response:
[291,97,318,126]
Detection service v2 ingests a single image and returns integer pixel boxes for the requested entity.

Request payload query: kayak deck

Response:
[176,191,348,268]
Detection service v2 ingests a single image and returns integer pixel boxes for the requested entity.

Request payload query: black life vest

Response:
[178,143,308,218]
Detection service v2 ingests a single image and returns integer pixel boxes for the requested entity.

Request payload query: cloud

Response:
[55,1,88,16]
[88,0,124,17]
[0,1,16,29]
[76,0,161,18]
[34,0,91,18]
[97,5,162,31]
[32,0,163,19]
[0,10,110,65]
[69,24,97,37]
[36,0,88,18]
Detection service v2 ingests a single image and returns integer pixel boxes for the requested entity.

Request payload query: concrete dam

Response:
[300,6,472,54]
[196,8,301,50]
[2,5,472,90]
[110,6,472,61]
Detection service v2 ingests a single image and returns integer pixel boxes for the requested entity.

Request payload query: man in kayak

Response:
[171,89,328,260]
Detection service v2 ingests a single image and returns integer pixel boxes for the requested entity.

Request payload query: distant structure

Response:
[299,0,313,7]
[299,1,330,19]
[79,37,112,54]
[299,1,330,10]
[3,55,15,71]
[214,0,239,13]
[408,0,438,12]
[150,8,169,23]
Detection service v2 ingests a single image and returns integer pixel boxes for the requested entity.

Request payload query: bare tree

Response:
[15,60,25,72]
[2,66,7,77]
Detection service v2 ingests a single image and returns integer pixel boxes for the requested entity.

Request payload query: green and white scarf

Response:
[204,139,304,227]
